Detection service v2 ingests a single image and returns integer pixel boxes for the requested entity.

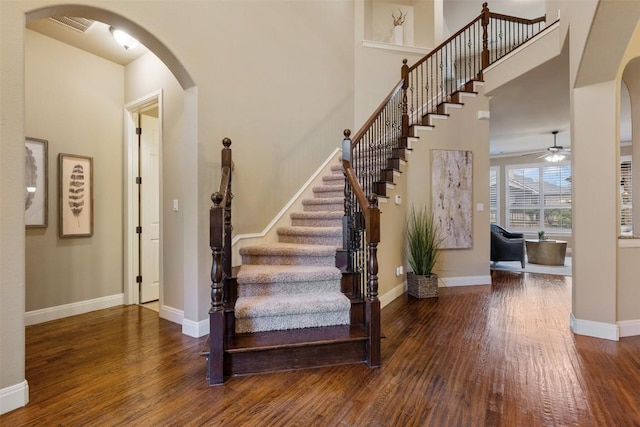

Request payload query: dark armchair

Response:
[490,224,525,268]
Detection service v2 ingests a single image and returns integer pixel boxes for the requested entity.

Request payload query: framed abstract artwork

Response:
[59,153,93,237]
[25,137,49,228]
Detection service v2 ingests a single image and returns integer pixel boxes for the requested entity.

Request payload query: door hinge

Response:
[136,226,142,234]
[136,127,142,135]
[136,275,143,284]
[136,176,142,184]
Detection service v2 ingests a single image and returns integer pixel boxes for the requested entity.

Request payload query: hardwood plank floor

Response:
[3,270,640,426]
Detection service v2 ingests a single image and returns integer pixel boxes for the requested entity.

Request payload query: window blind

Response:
[506,163,572,233]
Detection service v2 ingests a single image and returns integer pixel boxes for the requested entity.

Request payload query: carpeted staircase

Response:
[234,163,351,333]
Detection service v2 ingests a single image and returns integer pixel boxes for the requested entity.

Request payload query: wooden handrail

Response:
[490,12,546,25]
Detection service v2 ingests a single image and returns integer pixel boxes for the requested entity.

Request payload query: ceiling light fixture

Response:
[542,130,568,163]
[110,26,139,50]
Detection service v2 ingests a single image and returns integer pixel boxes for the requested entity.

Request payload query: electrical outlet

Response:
[395,266,403,276]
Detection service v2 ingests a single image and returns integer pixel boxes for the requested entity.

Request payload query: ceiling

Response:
[25,7,630,158]
[26,17,147,66]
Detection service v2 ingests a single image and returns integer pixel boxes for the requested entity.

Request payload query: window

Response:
[489,166,499,224]
[620,157,632,234]
[506,163,572,233]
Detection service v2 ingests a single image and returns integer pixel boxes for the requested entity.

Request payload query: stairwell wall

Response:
[406,90,491,284]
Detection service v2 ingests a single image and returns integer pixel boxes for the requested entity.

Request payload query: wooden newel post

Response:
[221,138,233,306]
[365,193,381,368]
[401,59,410,139]
[209,191,224,385]
[481,2,491,74]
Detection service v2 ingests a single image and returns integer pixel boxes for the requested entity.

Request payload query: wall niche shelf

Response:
[362,40,431,55]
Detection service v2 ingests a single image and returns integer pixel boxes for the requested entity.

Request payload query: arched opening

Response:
[23,5,197,324]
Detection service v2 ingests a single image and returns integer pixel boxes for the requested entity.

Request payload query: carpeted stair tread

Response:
[234,157,350,333]
[277,225,341,246]
[235,292,351,319]
[237,265,341,284]
[240,243,338,266]
[323,174,344,184]
[240,242,338,257]
[290,211,343,227]
[302,197,343,212]
[312,187,344,199]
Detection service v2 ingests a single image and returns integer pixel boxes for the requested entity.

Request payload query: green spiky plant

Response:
[406,206,443,276]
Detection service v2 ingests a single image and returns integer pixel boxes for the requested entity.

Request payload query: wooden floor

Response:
[3,270,640,426]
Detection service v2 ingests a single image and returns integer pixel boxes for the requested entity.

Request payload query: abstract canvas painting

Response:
[431,149,473,249]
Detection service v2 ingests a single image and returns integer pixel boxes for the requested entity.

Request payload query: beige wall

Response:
[569,2,640,334]
[1,0,355,404]
[618,245,640,322]
[0,0,27,408]
[25,30,124,311]
[125,52,185,311]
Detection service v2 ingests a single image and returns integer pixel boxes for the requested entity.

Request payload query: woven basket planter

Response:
[407,272,439,298]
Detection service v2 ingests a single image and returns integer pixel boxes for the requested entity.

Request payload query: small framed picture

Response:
[25,137,48,228]
[59,153,93,237]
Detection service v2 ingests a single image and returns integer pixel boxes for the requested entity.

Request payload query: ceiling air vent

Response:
[48,17,96,33]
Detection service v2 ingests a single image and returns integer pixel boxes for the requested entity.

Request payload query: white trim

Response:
[232,148,340,246]
[618,238,640,248]
[439,275,492,287]
[380,281,407,308]
[159,304,183,325]
[570,313,619,341]
[362,40,431,55]
[618,319,640,337]
[24,294,124,326]
[0,380,29,415]
[182,317,208,338]
[123,90,164,306]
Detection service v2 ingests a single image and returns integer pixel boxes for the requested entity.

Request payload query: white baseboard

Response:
[618,319,640,337]
[159,304,183,325]
[0,380,29,415]
[380,281,407,308]
[158,304,206,338]
[182,316,209,338]
[440,275,492,287]
[570,313,620,341]
[24,294,124,326]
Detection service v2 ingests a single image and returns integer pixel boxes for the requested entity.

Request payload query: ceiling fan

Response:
[538,130,570,162]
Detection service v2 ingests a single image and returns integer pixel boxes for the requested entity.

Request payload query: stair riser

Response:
[224,340,367,377]
[312,190,344,199]
[241,254,336,266]
[236,310,351,334]
[302,202,343,212]
[291,218,342,227]
[237,280,341,298]
[278,235,342,246]
[322,176,344,184]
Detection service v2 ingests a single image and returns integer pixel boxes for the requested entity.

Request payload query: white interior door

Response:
[140,112,160,303]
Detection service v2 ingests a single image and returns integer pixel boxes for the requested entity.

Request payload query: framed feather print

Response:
[25,137,48,228]
[59,153,93,237]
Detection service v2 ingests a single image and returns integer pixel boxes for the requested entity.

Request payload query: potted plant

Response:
[538,230,546,240]
[405,205,443,298]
